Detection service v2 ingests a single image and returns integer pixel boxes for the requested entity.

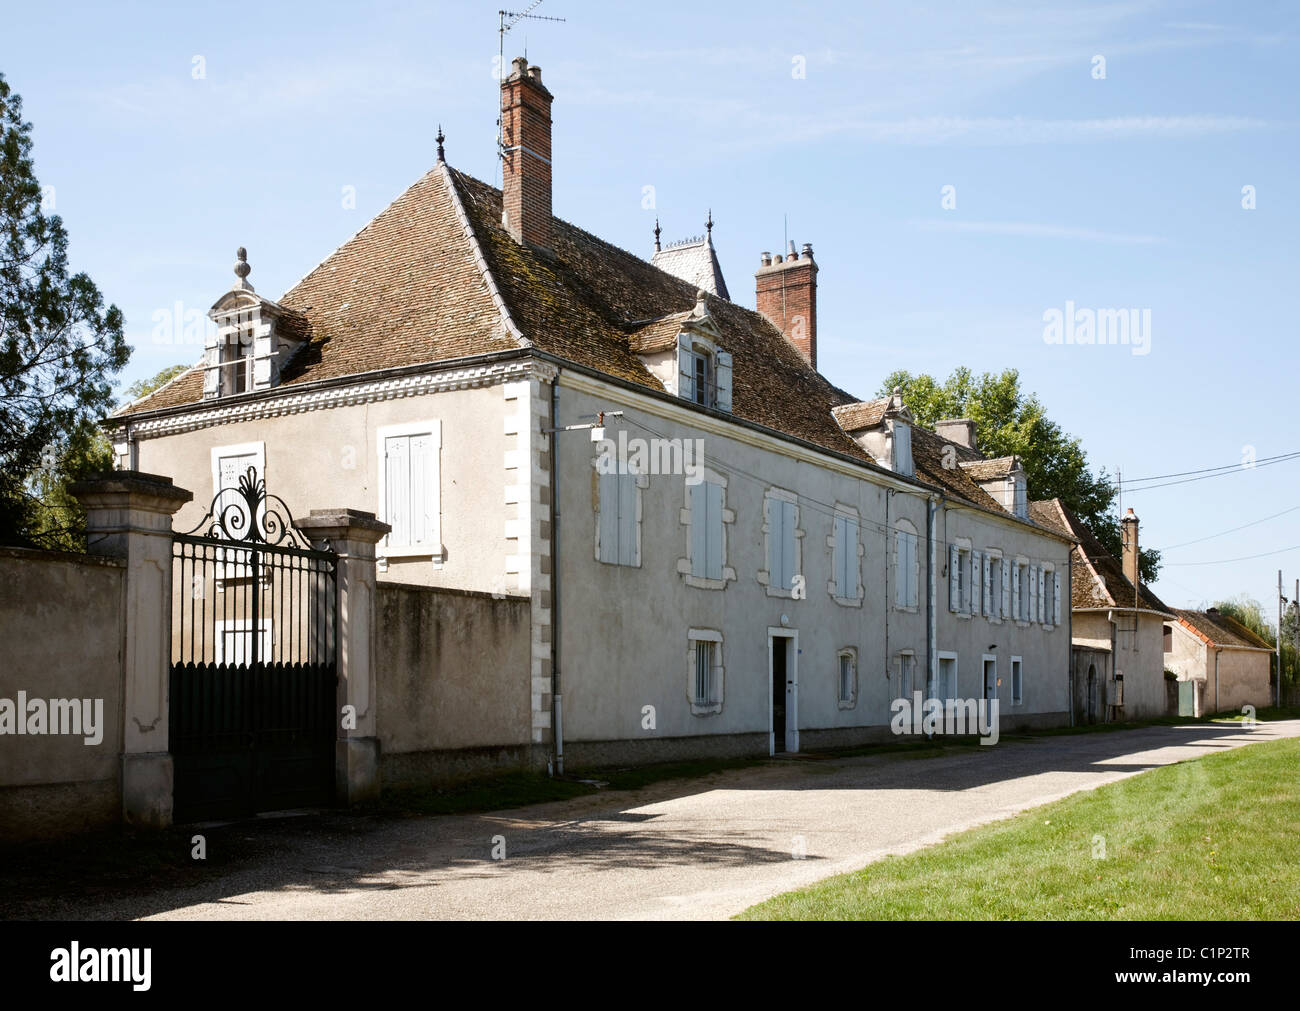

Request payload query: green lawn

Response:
[739,735,1300,920]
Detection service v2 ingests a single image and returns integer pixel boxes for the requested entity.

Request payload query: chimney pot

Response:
[761,251,772,267]
[774,253,784,264]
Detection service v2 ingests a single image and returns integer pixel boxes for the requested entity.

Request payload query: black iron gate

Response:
[169,467,337,823]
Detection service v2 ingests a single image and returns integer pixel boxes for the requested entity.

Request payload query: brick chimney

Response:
[500,56,553,250]
[756,240,817,367]
[1121,508,1140,589]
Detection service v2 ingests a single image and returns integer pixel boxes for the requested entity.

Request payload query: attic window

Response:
[675,338,733,412]
[689,348,714,406]
[219,316,255,395]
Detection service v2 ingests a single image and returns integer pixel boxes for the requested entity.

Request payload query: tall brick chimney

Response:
[1121,508,1140,589]
[500,56,553,250]
[756,240,817,367]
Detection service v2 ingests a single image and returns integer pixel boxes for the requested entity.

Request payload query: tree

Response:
[878,367,1161,583]
[123,362,187,405]
[1214,594,1297,686]
[0,73,129,546]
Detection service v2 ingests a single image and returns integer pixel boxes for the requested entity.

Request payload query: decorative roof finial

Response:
[436,124,445,163]
[705,208,713,238]
[233,247,253,291]
[653,217,661,252]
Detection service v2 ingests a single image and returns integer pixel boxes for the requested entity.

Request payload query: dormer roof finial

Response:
[653,217,661,252]
[436,124,445,162]
[233,247,253,291]
[706,208,713,237]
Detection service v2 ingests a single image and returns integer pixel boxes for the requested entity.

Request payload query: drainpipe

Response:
[550,377,563,775]
[1106,609,1118,722]
[927,493,940,699]
[884,489,892,692]
[1213,646,1220,715]
[1067,555,1074,727]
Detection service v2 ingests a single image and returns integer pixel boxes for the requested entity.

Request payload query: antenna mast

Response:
[497,3,566,179]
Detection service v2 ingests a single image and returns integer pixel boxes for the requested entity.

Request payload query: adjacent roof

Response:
[650,235,731,301]
[1174,609,1274,651]
[831,397,889,431]
[1030,497,1173,614]
[959,456,1019,481]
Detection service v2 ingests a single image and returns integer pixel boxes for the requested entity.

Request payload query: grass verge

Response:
[738,735,1300,920]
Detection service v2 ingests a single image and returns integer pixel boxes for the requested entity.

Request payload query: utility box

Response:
[1109,675,1124,707]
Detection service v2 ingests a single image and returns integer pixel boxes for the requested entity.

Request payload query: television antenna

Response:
[497,3,566,172]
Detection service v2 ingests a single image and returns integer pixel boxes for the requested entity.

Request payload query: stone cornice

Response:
[109,356,556,440]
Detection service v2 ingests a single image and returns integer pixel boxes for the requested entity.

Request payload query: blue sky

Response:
[4,0,1297,615]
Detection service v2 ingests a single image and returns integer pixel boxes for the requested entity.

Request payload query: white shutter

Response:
[1054,571,1063,625]
[705,482,724,580]
[781,501,797,590]
[892,530,903,606]
[598,471,620,563]
[766,497,780,582]
[410,432,436,546]
[385,435,411,547]
[970,550,981,616]
[677,338,695,402]
[1002,559,1011,620]
[948,544,960,611]
[983,555,993,616]
[848,519,860,597]
[715,351,733,412]
[1011,563,1021,621]
[1036,566,1045,623]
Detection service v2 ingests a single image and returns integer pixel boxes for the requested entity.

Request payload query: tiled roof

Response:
[831,398,889,431]
[626,311,692,353]
[1174,609,1274,650]
[1030,497,1173,614]
[910,426,1007,513]
[959,456,1019,481]
[650,236,731,301]
[119,165,517,415]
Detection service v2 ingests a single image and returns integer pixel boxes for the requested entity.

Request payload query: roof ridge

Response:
[439,162,528,348]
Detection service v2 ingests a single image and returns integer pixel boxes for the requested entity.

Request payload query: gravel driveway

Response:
[19,720,1300,920]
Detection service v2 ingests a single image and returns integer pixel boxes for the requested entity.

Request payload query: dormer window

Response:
[203,247,304,401]
[687,345,715,407]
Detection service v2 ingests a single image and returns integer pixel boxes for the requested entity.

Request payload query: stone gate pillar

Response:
[293,509,389,805]
[71,471,192,829]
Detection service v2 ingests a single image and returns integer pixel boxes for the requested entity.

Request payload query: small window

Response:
[1011,657,1023,705]
[938,654,958,700]
[897,652,916,700]
[695,641,715,704]
[687,629,724,715]
[837,649,857,706]
[1163,625,1173,653]
[949,544,972,614]
[764,490,799,592]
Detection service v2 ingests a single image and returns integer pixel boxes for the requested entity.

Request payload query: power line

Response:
[1119,450,1300,485]
[1120,452,1300,493]
[1156,504,1300,552]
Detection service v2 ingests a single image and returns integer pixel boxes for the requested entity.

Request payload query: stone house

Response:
[105,57,1074,788]
[1029,500,1174,722]
[1165,608,1273,716]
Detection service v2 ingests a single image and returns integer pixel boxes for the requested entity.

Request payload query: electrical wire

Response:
[1156,504,1300,552]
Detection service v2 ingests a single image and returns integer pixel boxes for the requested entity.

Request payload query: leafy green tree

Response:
[1214,594,1296,685]
[123,362,187,405]
[0,73,129,546]
[878,367,1160,582]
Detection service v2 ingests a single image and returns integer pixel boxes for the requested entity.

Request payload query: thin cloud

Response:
[912,219,1166,244]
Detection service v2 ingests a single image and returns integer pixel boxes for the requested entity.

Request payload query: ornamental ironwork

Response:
[181,464,311,548]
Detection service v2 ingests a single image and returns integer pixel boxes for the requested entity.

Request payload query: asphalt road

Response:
[28,720,1300,920]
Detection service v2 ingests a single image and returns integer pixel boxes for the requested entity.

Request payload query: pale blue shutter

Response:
[970,550,981,615]
[690,481,708,577]
[677,339,695,402]
[844,518,859,597]
[598,471,620,563]
[617,473,637,565]
[832,516,846,597]
[983,554,993,616]
[948,545,960,611]
[1054,571,1062,625]
[715,351,733,412]
[705,481,724,579]
[1037,566,1046,623]
[781,501,797,589]
[1002,560,1012,620]
[766,496,780,581]
[385,435,411,546]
